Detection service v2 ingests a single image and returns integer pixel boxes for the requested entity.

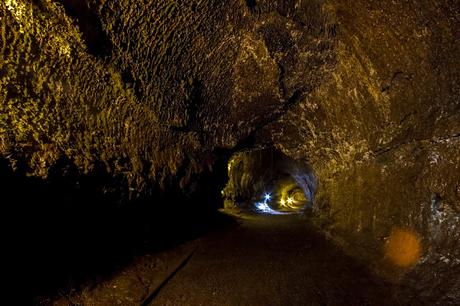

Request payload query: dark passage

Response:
[1,158,231,305]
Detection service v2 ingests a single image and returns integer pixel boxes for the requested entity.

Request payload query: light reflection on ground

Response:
[254,195,295,215]
[254,201,289,214]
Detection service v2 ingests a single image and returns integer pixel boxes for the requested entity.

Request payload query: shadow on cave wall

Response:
[1,157,233,302]
[55,0,112,58]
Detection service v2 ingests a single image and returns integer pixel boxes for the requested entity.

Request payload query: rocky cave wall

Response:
[224,149,277,207]
[1,0,459,300]
[0,0,334,198]
[260,0,460,300]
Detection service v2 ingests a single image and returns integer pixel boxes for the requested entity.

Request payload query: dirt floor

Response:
[150,214,397,306]
[40,213,403,306]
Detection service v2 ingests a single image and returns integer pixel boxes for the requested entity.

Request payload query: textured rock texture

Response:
[1,0,334,194]
[261,0,460,302]
[1,0,459,302]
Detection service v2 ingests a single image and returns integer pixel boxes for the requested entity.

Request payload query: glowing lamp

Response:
[287,197,294,205]
[264,193,271,201]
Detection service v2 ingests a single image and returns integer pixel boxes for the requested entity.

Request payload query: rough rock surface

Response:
[261,1,460,302]
[1,0,334,193]
[1,0,459,302]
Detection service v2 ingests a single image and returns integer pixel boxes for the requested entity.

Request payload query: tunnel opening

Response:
[222,147,316,215]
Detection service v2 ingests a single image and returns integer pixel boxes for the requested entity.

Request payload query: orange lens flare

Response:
[384,227,421,268]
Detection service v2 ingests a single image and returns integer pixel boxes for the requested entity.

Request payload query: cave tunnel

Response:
[222,148,316,214]
[2,0,460,305]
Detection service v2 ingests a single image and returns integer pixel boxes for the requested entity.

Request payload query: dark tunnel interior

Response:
[2,157,233,303]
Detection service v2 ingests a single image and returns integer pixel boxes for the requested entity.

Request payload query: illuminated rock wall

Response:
[262,0,460,301]
[0,0,333,195]
[223,148,314,211]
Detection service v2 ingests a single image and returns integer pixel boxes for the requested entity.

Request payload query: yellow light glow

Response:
[384,227,421,268]
[6,0,26,21]
[287,197,294,204]
[280,199,286,205]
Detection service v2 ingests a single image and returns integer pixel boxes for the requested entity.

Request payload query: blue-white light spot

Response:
[254,198,288,215]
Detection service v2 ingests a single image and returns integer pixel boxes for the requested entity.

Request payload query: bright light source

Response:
[255,201,270,211]
[264,193,271,201]
[287,197,294,204]
[280,199,286,205]
[254,200,289,215]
